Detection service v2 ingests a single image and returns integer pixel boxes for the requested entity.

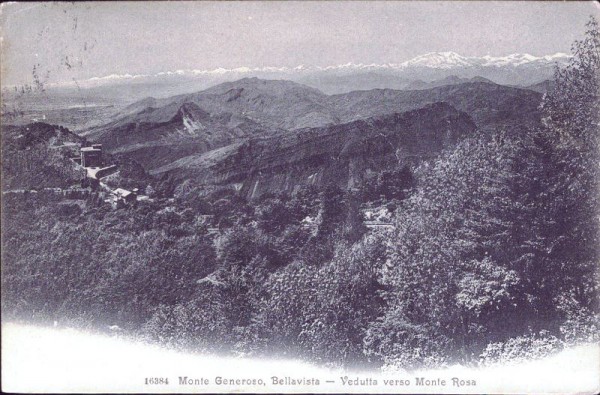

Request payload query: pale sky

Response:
[1,1,598,86]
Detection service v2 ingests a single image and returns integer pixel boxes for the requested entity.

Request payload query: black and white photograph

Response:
[1,1,599,393]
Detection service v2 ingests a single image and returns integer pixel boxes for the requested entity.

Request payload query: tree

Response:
[316,184,346,238]
[358,165,414,203]
[536,16,600,322]
[541,17,600,154]
[341,191,367,243]
[365,17,600,369]
[254,234,386,366]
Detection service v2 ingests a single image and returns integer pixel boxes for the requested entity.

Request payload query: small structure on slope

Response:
[108,188,137,209]
[80,145,103,168]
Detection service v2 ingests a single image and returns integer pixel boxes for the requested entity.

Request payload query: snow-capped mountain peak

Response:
[480,53,571,67]
[399,52,571,69]
[400,52,473,69]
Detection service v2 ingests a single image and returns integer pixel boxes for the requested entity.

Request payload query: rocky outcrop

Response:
[160,102,476,199]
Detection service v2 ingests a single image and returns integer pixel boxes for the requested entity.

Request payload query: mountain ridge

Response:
[154,102,477,199]
[83,77,542,174]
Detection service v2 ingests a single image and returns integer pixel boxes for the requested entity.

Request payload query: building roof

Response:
[113,188,133,197]
[81,147,102,152]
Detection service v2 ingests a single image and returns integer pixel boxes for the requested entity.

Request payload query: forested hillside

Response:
[1,123,85,190]
[2,18,599,371]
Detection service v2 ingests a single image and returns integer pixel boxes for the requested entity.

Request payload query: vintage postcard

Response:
[1,1,599,393]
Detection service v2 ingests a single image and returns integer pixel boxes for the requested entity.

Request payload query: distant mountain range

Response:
[7,51,566,101]
[73,51,569,85]
[397,52,569,69]
[404,76,495,90]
